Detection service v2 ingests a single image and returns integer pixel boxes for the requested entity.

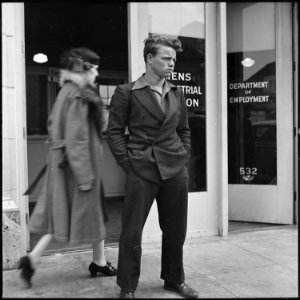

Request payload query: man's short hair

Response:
[143,35,183,63]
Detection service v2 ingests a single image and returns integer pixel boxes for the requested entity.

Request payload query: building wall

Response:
[2,212,22,269]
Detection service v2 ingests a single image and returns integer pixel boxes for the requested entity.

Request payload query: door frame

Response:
[293,2,298,225]
[2,2,29,255]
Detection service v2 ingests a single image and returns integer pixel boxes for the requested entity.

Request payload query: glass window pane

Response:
[26,73,48,135]
[137,3,206,192]
[227,2,277,184]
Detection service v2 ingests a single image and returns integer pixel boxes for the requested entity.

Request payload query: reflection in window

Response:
[139,2,206,192]
[227,2,277,184]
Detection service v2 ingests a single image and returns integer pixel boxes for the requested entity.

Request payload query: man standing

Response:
[107,35,198,299]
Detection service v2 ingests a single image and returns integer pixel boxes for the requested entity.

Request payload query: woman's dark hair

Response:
[60,47,100,72]
[143,35,183,63]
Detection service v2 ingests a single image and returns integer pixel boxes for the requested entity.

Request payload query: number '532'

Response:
[240,167,257,175]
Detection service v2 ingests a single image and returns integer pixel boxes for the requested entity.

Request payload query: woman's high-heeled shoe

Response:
[88,261,117,277]
[18,255,35,288]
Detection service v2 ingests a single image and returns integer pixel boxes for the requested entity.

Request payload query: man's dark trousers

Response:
[117,165,188,292]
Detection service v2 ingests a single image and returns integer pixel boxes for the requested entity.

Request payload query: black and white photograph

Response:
[2,2,299,298]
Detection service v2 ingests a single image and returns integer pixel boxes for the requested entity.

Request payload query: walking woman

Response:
[18,47,116,288]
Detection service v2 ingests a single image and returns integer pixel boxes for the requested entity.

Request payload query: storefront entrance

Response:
[24,3,229,251]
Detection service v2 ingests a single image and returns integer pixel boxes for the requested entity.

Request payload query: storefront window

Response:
[137,3,206,191]
[227,2,276,184]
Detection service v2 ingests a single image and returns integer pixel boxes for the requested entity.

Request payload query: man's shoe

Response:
[120,290,135,298]
[164,281,199,298]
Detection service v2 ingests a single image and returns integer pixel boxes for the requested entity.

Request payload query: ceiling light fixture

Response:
[33,53,48,63]
[241,57,255,68]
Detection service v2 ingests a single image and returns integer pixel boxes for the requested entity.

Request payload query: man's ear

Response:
[146,53,153,64]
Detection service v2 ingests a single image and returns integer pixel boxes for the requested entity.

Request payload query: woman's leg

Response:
[89,240,117,277]
[92,240,106,266]
[28,233,53,266]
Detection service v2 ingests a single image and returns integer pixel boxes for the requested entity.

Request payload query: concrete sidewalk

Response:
[2,225,298,298]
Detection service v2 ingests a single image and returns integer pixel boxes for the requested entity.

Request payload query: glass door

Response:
[227,2,294,224]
